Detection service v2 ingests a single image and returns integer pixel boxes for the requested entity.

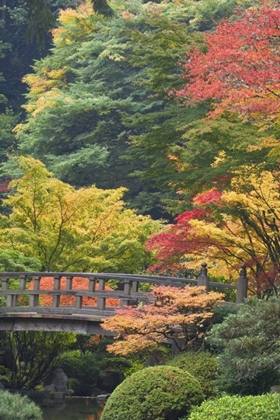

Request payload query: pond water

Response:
[40,397,104,420]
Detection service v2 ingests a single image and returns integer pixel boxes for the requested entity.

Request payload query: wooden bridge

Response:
[0,264,248,334]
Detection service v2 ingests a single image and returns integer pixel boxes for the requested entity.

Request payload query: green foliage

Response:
[0,331,75,389]
[63,336,137,394]
[208,297,280,395]
[0,389,42,420]
[168,351,218,398]
[209,274,237,302]
[0,248,41,305]
[61,351,101,395]
[92,0,115,17]
[0,249,41,272]
[0,109,18,165]
[15,0,158,210]
[124,1,269,211]
[211,303,239,325]
[25,0,56,47]
[100,365,204,420]
[14,0,253,215]
[1,0,267,219]
[187,394,280,420]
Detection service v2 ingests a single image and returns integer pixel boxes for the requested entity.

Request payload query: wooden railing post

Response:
[65,276,73,291]
[52,276,61,308]
[236,264,248,303]
[2,277,13,307]
[19,275,27,291]
[30,276,40,307]
[197,263,209,291]
[97,279,106,311]
[17,274,27,307]
[131,280,139,294]
[121,279,131,307]
[88,277,96,293]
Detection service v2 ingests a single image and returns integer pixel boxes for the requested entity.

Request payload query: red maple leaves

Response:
[177,1,280,124]
[28,277,119,307]
[146,207,212,274]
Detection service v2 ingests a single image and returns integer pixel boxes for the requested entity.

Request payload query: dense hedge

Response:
[187,394,280,420]
[0,390,42,420]
[100,365,204,420]
[168,351,218,398]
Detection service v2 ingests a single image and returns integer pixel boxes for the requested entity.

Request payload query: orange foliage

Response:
[28,277,119,307]
[102,285,224,355]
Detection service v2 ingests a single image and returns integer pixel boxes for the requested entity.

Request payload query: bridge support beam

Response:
[0,316,116,335]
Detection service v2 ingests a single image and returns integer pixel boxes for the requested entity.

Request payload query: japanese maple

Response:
[146,208,214,274]
[147,168,280,296]
[177,1,280,126]
[102,285,224,355]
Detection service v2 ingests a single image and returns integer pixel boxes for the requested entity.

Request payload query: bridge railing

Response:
[0,264,248,315]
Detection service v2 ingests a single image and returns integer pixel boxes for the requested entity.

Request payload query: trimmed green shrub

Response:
[0,390,42,420]
[168,351,218,398]
[100,365,204,420]
[187,394,280,420]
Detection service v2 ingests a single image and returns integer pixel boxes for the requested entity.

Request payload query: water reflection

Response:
[41,397,104,420]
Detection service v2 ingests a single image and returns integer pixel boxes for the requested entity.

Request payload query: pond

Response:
[40,397,104,420]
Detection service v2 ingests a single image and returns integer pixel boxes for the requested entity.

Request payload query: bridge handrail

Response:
[0,264,248,312]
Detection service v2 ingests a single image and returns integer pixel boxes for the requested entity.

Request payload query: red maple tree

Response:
[28,277,119,307]
[177,1,280,125]
[146,207,214,274]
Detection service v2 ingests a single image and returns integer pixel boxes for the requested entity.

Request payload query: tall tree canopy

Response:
[10,0,259,217]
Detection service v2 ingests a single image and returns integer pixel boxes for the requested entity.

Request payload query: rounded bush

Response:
[100,365,204,420]
[168,351,217,398]
[187,394,280,420]
[0,390,42,420]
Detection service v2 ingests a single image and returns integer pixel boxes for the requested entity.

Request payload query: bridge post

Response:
[17,274,27,307]
[236,265,248,303]
[197,263,209,291]
[19,275,27,291]
[29,276,40,307]
[2,277,14,307]
[131,280,139,293]
[97,279,106,311]
[52,276,61,308]
[121,280,131,307]
[65,276,73,291]
[88,277,96,292]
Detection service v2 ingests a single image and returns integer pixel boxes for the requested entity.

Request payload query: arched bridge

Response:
[0,265,248,334]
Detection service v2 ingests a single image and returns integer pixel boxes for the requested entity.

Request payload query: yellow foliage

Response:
[0,157,160,272]
[53,3,95,46]
[211,150,228,168]
[188,167,280,285]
